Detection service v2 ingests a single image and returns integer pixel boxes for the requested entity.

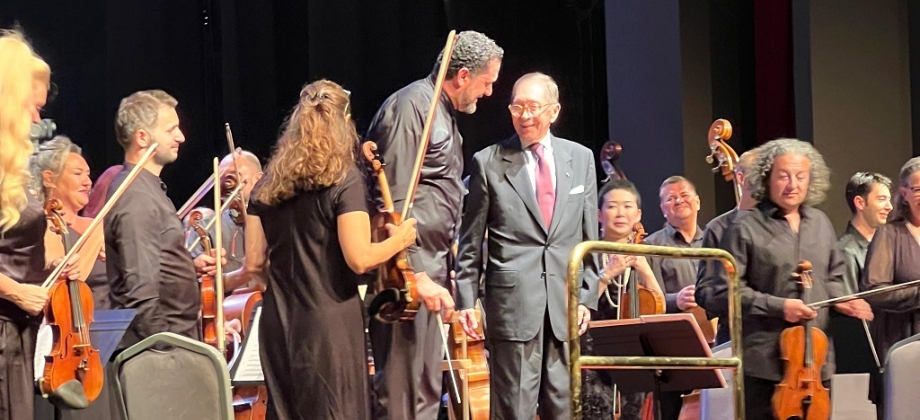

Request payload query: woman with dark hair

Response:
[238,79,416,419]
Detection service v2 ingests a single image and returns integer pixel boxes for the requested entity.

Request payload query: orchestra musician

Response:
[32,136,110,310]
[188,150,262,279]
[240,80,417,419]
[860,158,920,417]
[696,148,760,345]
[103,90,225,350]
[582,178,664,420]
[696,138,873,420]
[0,30,78,420]
[455,72,599,419]
[831,173,891,376]
[645,176,705,419]
[364,30,503,420]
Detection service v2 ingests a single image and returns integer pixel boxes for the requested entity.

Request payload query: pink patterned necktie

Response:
[532,143,555,228]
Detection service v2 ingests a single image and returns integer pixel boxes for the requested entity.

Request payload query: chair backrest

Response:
[699,341,734,420]
[884,334,920,420]
[111,332,233,420]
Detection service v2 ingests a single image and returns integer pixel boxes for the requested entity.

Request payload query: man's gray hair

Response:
[434,31,503,80]
[30,135,82,202]
[748,138,831,206]
[115,89,177,149]
[511,72,559,104]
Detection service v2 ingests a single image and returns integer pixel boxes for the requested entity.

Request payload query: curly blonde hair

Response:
[255,80,356,205]
[748,138,831,207]
[0,31,47,233]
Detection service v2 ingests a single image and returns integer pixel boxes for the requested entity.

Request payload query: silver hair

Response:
[30,135,82,202]
[115,89,177,149]
[512,72,559,103]
[434,31,503,80]
[889,157,920,222]
[747,138,830,206]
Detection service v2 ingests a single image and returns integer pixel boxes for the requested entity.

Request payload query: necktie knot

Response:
[531,143,545,159]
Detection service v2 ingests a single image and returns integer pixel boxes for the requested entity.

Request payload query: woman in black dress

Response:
[241,80,416,420]
[0,31,76,420]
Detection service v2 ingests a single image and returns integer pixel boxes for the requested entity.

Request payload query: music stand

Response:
[587,313,726,420]
[228,301,264,387]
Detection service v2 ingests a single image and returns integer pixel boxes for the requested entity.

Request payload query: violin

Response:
[362,141,419,322]
[600,140,626,182]
[617,223,665,318]
[705,119,742,205]
[189,209,219,349]
[39,198,104,408]
[772,260,830,420]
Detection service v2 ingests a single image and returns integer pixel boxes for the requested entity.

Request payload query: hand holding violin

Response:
[384,218,417,249]
[783,299,817,323]
[194,248,228,277]
[50,253,82,281]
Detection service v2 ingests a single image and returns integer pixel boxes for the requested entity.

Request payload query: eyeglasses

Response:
[508,102,556,117]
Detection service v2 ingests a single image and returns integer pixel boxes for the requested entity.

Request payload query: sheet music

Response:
[228,304,264,385]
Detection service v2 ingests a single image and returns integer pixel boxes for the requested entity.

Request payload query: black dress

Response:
[249,166,370,420]
[0,192,47,420]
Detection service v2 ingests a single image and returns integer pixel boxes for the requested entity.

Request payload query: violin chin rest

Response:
[48,380,89,409]
[368,288,405,324]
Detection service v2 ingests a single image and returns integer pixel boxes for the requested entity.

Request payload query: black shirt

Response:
[0,192,48,323]
[364,74,464,285]
[105,163,201,348]
[696,201,847,381]
[696,207,743,344]
[645,222,704,313]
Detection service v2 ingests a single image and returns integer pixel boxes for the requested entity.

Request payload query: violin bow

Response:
[176,159,237,220]
[42,146,158,289]
[185,180,246,253]
[401,30,457,220]
[224,123,248,220]
[808,278,920,309]
[213,158,227,355]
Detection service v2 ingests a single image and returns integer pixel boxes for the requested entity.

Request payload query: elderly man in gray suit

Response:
[455,72,599,420]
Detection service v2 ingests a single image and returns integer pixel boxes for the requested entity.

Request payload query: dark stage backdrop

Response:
[2,0,609,211]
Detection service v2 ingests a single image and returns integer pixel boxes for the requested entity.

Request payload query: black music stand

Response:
[587,313,726,420]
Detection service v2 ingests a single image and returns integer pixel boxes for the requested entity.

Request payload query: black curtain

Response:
[4,0,608,204]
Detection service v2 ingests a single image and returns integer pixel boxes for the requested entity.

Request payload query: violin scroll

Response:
[599,140,626,182]
[44,198,67,234]
[705,119,739,182]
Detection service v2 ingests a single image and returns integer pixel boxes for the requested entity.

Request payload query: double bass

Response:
[39,199,104,409]
[772,261,830,420]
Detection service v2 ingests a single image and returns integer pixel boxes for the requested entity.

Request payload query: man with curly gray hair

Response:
[696,138,874,420]
[364,30,503,420]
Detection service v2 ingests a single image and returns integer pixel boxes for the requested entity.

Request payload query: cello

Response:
[772,260,830,420]
[39,198,104,409]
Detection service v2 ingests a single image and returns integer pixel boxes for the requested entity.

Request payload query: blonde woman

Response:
[0,30,76,420]
[241,80,416,419]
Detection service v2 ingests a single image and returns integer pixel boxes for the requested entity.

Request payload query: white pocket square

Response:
[569,185,585,195]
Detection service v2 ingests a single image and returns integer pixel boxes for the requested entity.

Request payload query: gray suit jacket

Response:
[455,134,600,343]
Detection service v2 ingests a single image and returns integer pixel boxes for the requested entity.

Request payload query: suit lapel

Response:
[549,136,574,237]
[502,136,548,235]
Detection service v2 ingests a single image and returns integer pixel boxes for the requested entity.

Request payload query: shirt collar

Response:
[426,74,457,118]
[122,162,167,192]
[844,222,871,248]
[522,132,553,152]
[758,200,813,220]
[664,222,703,245]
